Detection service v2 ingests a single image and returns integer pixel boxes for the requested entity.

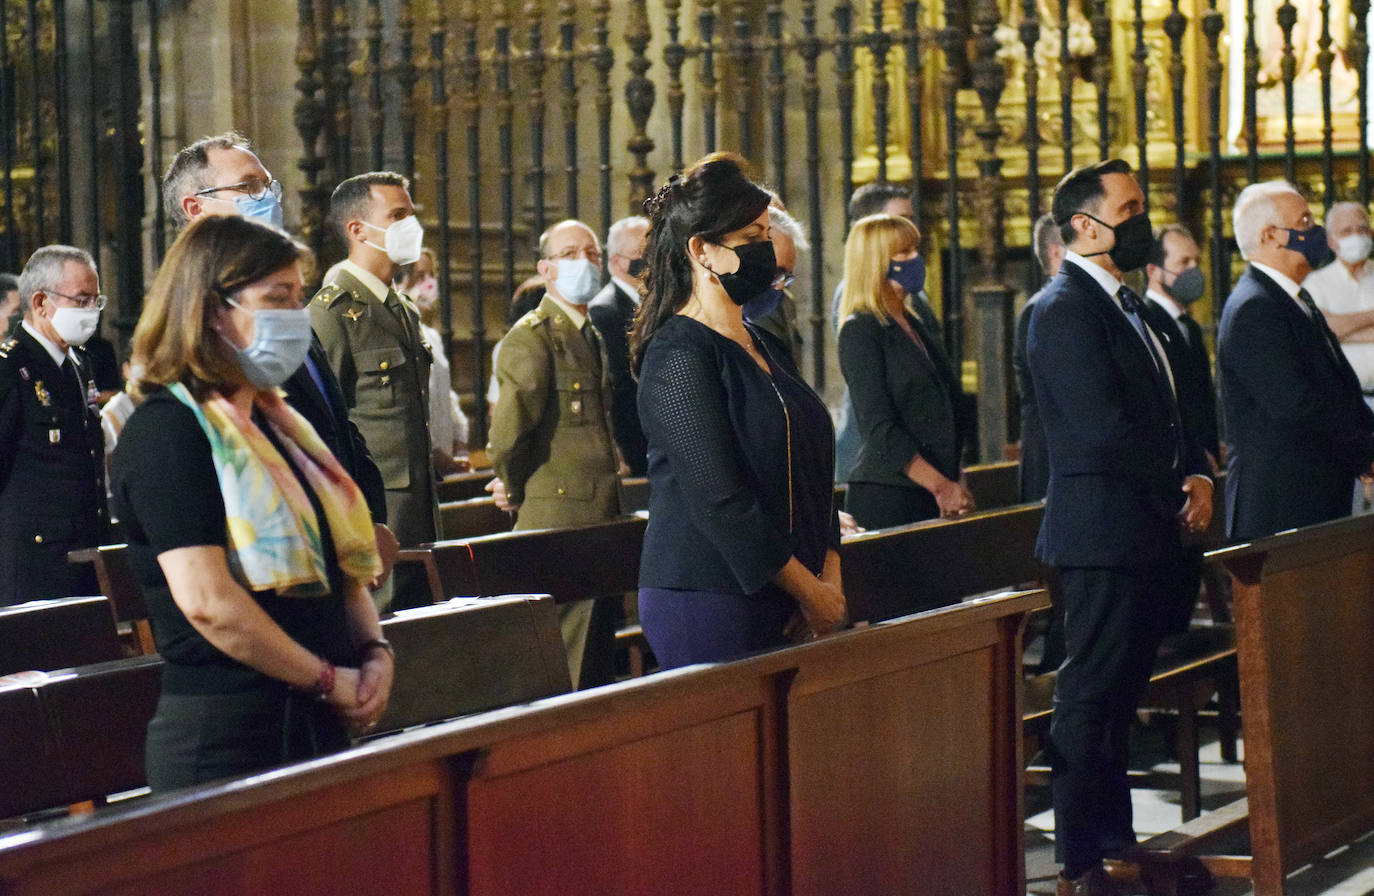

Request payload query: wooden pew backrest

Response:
[620,476,650,513]
[378,594,571,732]
[962,461,1021,511]
[841,503,1045,623]
[0,596,122,676]
[0,680,66,818]
[439,497,515,540]
[436,470,495,503]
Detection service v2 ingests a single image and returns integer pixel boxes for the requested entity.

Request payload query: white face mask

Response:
[49,306,100,347]
[363,216,425,266]
[1336,233,1373,266]
[553,257,599,305]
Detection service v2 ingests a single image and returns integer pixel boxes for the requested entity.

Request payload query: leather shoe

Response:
[1057,865,1122,896]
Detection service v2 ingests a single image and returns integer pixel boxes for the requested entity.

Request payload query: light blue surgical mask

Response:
[224,297,312,389]
[234,192,284,230]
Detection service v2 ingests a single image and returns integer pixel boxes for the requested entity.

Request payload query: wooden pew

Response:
[0,589,1046,895]
[1133,514,1374,895]
[0,596,122,676]
[962,460,1022,511]
[0,655,163,819]
[67,545,156,654]
[438,497,514,541]
[397,515,648,604]
[377,594,571,733]
[619,476,650,513]
[435,470,494,503]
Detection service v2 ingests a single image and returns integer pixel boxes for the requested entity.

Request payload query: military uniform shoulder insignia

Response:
[0,337,15,359]
[344,307,364,322]
[314,284,348,307]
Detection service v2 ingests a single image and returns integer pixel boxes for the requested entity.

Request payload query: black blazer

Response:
[1217,265,1374,539]
[1014,289,1049,502]
[1140,295,1220,461]
[1027,260,1208,569]
[637,315,839,595]
[837,307,962,487]
[588,280,648,475]
[282,336,388,524]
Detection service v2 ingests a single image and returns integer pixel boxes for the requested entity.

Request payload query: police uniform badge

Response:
[34,380,51,407]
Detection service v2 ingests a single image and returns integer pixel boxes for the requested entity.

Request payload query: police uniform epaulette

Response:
[0,337,15,359]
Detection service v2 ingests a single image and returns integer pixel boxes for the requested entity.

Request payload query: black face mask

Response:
[715,240,778,307]
[627,258,647,278]
[1084,210,1154,272]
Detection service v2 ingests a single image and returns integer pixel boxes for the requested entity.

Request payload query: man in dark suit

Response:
[1143,224,1220,467]
[1028,160,1213,896]
[1014,212,1066,504]
[162,133,397,586]
[588,215,649,476]
[1217,181,1374,540]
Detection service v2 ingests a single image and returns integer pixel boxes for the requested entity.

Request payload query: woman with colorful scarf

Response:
[111,215,392,790]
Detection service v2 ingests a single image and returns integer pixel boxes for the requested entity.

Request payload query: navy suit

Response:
[1217,265,1374,539]
[1013,289,1049,502]
[1027,258,1209,874]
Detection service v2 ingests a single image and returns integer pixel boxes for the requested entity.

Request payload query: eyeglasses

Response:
[195,178,283,202]
[545,248,602,266]
[773,270,795,290]
[46,289,108,311]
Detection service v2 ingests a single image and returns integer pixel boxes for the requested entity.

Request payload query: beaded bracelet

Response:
[308,658,336,700]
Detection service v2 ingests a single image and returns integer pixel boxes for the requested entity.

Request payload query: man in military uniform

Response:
[488,219,623,688]
[312,171,437,610]
[162,133,398,589]
[0,246,107,605]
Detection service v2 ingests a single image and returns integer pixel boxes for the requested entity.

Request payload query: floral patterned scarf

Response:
[168,382,381,595]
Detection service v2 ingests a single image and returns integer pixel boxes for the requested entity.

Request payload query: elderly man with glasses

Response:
[0,245,109,605]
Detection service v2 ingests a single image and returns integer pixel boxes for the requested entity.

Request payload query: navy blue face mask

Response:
[887,256,926,297]
[1284,224,1333,270]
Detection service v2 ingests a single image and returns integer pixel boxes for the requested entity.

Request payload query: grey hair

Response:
[606,216,650,258]
[768,206,811,254]
[536,219,599,258]
[1233,181,1301,260]
[1326,200,1369,230]
[1032,212,1064,273]
[162,132,254,228]
[18,245,97,314]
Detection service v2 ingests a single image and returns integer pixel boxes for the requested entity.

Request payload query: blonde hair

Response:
[839,213,921,323]
[132,215,308,400]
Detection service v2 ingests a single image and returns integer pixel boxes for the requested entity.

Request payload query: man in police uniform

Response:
[312,171,437,610]
[0,246,107,605]
[488,219,623,687]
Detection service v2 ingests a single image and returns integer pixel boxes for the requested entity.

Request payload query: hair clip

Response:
[643,173,683,218]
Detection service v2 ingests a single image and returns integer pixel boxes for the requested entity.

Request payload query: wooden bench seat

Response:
[0,596,122,676]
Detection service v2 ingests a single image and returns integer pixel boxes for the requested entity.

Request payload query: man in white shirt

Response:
[1305,201,1374,411]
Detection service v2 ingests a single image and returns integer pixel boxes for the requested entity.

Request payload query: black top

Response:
[838,307,962,487]
[588,280,649,475]
[110,388,354,695]
[637,315,839,596]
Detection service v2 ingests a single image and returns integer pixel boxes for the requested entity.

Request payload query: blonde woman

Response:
[837,214,974,528]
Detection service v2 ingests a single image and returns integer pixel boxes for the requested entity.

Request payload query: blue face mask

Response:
[224,298,312,389]
[1284,224,1333,270]
[235,192,284,230]
[887,256,926,297]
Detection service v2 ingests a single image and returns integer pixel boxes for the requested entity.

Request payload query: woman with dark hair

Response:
[630,153,846,668]
[111,215,392,790]
[837,214,973,528]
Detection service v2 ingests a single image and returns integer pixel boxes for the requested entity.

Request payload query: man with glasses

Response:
[487,219,623,688]
[162,134,398,596]
[588,215,649,475]
[0,246,108,605]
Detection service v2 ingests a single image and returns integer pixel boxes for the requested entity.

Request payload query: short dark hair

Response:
[631,152,772,373]
[848,181,911,223]
[1051,159,1133,245]
[162,132,254,228]
[1146,223,1196,269]
[1031,213,1064,274]
[0,272,18,294]
[328,171,411,241]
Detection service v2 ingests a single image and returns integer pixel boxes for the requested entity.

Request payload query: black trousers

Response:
[1048,564,1183,874]
[145,684,350,792]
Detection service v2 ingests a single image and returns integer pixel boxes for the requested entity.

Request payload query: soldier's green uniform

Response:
[488,295,622,684]
[311,263,438,608]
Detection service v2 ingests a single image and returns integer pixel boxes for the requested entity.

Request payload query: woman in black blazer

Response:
[629,153,847,669]
[837,214,974,529]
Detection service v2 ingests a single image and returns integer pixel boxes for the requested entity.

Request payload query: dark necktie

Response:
[1296,287,1347,364]
[1119,287,1184,467]
[582,322,603,377]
